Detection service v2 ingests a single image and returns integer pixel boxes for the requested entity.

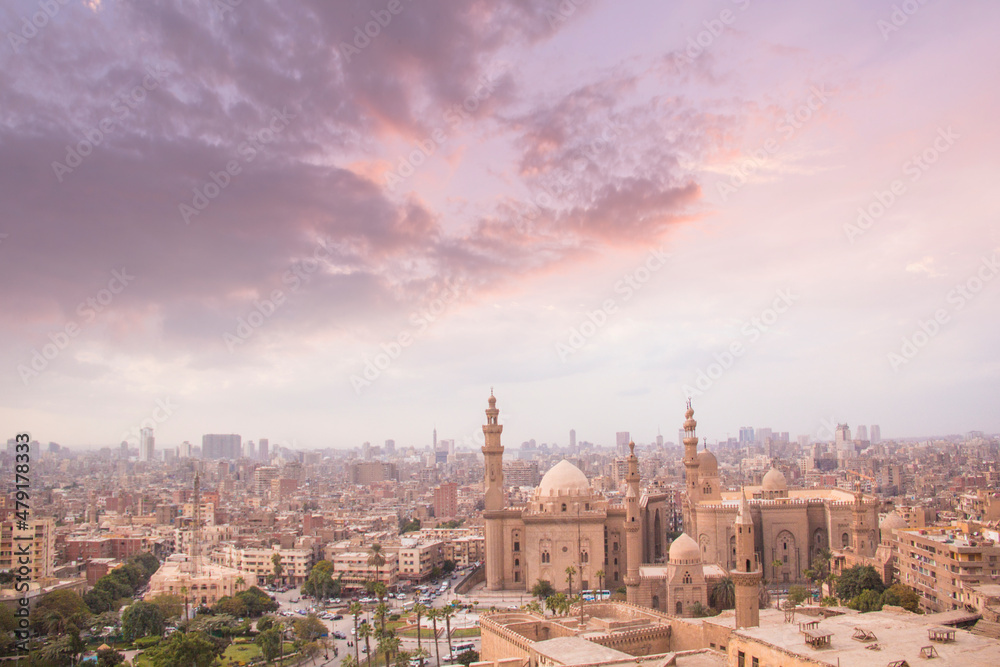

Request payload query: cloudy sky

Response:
[3,0,998,452]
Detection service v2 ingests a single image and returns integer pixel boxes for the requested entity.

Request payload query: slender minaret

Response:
[624,441,642,603]
[190,474,202,578]
[482,390,505,590]
[682,399,701,537]
[851,490,871,557]
[732,489,761,628]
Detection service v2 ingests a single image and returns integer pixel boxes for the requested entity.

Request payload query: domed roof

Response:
[761,467,787,491]
[669,533,701,563]
[537,460,591,497]
[697,448,718,476]
[880,512,907,531]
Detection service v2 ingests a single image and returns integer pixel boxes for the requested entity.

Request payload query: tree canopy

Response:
[835,565,886,601]
[30,589,91,636]
[121,600,165,641]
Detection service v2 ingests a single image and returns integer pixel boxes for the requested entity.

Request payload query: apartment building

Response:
[894,525,1000,613]
[397,539,445,582]
[331,551,399,591]
[0,518,55,580]
[210,544,313,586]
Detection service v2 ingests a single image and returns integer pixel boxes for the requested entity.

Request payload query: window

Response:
[737,652,745,667]
[542,551,550,563]
[683,571,692,584]
[514,541,520,552]
[585,503,590,511]
[676,601,683,614]
[783,555,788,564]
[752,658,758,667]
[842,533,850,547]
[514,559,519,567]
[561,503,567,512]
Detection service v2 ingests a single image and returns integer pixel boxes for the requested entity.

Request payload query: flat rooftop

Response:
[533,637,633,665]
[734,607,1000,666]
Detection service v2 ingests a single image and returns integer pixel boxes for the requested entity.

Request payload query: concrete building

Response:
[332,551,399,591]
[202,433,241,460]
[139,427,155,463]
[210,544,313,586]
[398,539,446,582]
[894,524,1000,613]
[435,482,459,519]
[1,518,55,580]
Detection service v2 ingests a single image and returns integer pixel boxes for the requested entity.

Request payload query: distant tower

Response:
[190,474,202,577]
[624,441,642,604]
[856,425,868,442]
[682,399,701,537]
[259,438,269,462]
[656,429,663,448]
[433,427,438,450]
[870,425,881,444]
[139,427,155,462]
[482,390,506,591]
[615,432,630,456]
[851,491,874,557]
[569,429,576,452]
[732,489,761,628]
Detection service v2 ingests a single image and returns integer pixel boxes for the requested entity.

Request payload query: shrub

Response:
[134,636,161,649]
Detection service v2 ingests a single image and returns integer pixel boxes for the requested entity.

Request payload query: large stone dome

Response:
[761,467,787,492]
[697,448,718,476]
[669,533,701,563]
[880,512,907,531]
[536,460,591,497]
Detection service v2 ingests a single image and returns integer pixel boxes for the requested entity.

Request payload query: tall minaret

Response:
[682,399,701,537]
[482,390,505,590]
[732,489,761,628]
[624,441,642,603]
[851,491,871,557]
[190,474,202,578]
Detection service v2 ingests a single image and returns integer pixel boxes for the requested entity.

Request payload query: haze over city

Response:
[3,0,999,449]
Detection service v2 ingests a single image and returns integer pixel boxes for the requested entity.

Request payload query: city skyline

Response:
[4,1,999,448]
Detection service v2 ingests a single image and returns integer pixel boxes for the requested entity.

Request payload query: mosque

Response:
[481,394,879,619]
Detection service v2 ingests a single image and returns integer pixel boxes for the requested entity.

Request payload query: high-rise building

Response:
[870,424,881,444]
[655,431,663,447]
[756,427,773,446]
[616,431,631,456]
[569,429,576,451]
[738,426,754,444]
[180,441,192,458]
[245,440,256,459]
[856,425,868,441]
[434,482,458,518]
[120,440,129,460]
[139,427,155,462]
[835,423,851,446]
[202,434,241,460]
[258,438,269,462]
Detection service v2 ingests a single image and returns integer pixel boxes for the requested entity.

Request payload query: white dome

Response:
[697,448,718,476]
[537,460,591,497]
[761,467,787,492]
[669,533,701,563]
[880,512,907,531]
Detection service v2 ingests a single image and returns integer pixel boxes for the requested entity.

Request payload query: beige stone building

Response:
[332,551,399,590]
[0,518,55,581]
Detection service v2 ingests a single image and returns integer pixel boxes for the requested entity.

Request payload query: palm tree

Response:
[427,607,442,667]
[235,576,245,594]
[825,572,837,599]
[565,565,576,599]
[343,654,359,667]
[709,576,736,611]
[522,600,542,614]
[359,621,373,667]
[595,569,605,598]
[273,552,285,586]
[380,633,401,667]
[375,601,389,639]
[368,544,386,591]
[412,602,427,657]
[350,601,364,665]
[771,559,783,609]
[442,604,456,657]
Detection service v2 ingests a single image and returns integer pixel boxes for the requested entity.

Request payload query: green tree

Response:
[180,585,190,624]
[879,583,921,613]
[271,552,284,585]
[84,588,116,614]
[531,579,555,600]
[456,649,479,666]
[848,589,883,613]
[442,604,457,656]
[787,584,808,606]
[350,601,364,665]
[255,627,283,663]
[545,593,568,616]
[595,569,605,595]
[412,602,427,655]
[835,565,886,601]
[427,607,442,667]
[803,549,832,588]
[148,631,226,667]
[565,566,576,599]
[709,576,736,611]
[770,559,783,608]
[122,601,165,641]
[375,601,389,639]
[368,544,386,589]
[213,594,249,618]
[359,621,373,667]
[257,615,276,632]
[303,560,338,600]
[294,614,327,643]
[96,647,126,667]
[30,589,91,636]
[379,633,401,667]
[149,593,184,621]
[522,600,542,614]
[236,586,279,616]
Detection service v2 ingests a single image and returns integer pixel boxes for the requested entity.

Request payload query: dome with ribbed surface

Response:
[880,512,907,531]
[669,533,701,563]
[536,460,590,497]
[697,448,718,476]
